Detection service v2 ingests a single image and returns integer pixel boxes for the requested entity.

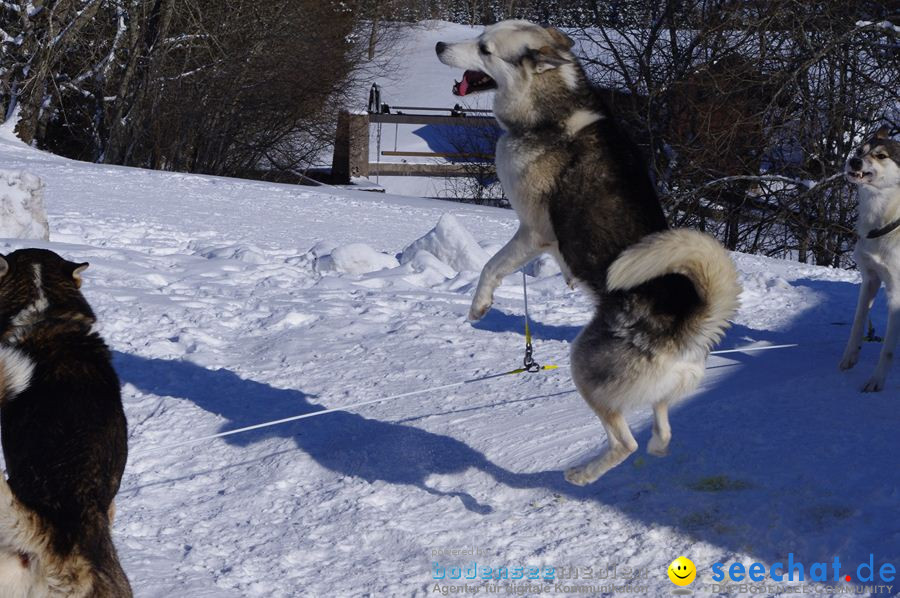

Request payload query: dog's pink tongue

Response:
[453,76,470,96]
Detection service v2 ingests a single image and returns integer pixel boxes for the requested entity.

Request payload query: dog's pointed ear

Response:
[546,27,575,50]
[874,125,891,140]
[0,256,7,280]
[526,46,569,73]
[70,262,89,288]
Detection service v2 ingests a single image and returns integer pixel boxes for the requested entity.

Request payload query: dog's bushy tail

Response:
[606,228,741,350]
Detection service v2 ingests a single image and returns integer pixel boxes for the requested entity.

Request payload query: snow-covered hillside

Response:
[1,26,898,598]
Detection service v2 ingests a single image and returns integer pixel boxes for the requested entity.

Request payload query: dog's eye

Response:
[874,153,888,160]
[479,43,491,56]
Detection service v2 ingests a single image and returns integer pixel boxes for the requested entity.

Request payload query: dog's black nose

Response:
[436,41,447,55]
[849,157,863,170]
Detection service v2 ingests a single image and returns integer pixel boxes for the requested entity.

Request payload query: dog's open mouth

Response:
[453,70,497,96]
[846,170,873,182]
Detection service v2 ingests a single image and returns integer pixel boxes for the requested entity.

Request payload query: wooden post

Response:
[331,111,369,183]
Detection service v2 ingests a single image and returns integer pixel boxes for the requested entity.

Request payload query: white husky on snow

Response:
[840,126,900,392]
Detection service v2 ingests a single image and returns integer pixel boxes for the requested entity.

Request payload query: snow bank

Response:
[192,243,269,264]
[317,242,399,275]
[400,213,490,273]
[399,248,458,287]
[0,170,49,240]
[307,240,337,260]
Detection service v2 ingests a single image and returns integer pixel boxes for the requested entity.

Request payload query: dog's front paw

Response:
[564,466,594,486]
[646,439,669,457]
[839,350,859,371]
[862,375,885,392]
[468,298,492,322]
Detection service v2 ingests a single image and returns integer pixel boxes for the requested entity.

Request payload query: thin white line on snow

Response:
[130,343,797,457]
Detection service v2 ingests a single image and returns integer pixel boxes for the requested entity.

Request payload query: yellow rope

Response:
[521,269,553,372]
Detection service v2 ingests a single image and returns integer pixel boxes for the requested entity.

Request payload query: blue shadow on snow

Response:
[114,275,899,570]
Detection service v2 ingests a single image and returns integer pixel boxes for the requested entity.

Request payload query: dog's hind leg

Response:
[863,287,900,392]
[564,410,637,486]
[840,271,881,371]
[469,226,544,321]
[647,401,672,457]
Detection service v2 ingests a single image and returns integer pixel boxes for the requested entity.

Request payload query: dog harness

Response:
[866,216,900,240]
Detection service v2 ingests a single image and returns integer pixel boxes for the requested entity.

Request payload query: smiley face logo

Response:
[668,556,696,586]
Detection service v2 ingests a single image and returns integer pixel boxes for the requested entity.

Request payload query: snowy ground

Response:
[1,25,899,598]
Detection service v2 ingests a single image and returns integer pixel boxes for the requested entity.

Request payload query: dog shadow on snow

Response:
[114,276,898,566]
[470,308,582,343]
[114,351,511,514]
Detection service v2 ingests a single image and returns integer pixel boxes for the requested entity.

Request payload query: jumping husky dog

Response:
[839,126,900,392]
[0,249,131,597]
[437,20,740,485]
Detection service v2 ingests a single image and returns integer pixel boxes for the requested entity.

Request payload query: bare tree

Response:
[578,0,900,267]
[1,0,396,179]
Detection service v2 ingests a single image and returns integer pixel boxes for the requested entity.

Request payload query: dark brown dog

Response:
[0,248,131,597]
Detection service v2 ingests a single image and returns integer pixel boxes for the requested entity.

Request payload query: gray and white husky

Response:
[437,20,740,485]
[839,126,900,392]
